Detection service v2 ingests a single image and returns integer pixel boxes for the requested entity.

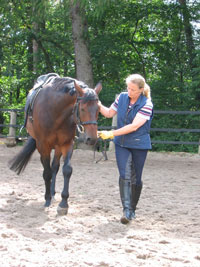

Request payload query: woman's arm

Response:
[113,114,147,136]
[99,102,117,118]
[98,113,147,140]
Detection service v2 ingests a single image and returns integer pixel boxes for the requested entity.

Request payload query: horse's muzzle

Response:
[85,136,97,145]
[76,132,97,146]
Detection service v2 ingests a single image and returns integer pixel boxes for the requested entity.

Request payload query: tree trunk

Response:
[27,34,34,92]
[178,0,196,70]
[63,0,69,76]
[32,2,39,75]
[70,0,94,87]
[32,0,54,75]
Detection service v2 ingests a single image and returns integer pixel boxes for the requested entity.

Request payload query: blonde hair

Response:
[125,74,151,99]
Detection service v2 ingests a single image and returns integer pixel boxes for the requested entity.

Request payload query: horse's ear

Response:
[94,82,102,95]
[74,81,84,97]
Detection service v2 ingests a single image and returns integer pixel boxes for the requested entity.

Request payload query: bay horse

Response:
[9,75,102,215]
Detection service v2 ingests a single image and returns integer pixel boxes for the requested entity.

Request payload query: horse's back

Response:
[26,77,78,150]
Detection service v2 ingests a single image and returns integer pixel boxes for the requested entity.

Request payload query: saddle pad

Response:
[21,73,60,130]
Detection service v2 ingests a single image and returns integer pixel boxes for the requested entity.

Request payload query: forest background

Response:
[0,0,199,152]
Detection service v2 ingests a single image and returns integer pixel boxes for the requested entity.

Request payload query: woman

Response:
[98,74,153,224]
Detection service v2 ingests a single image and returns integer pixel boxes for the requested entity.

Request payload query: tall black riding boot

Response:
[119,178,132,224]
[131,182,143,219]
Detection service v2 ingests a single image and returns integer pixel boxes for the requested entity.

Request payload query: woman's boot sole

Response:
[120,216,131,224]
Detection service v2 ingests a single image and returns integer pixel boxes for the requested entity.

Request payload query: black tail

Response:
[9,137,36,175]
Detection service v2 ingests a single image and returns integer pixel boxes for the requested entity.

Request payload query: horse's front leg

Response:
[51,149,62,200]
[41,156,52,207]
[57,147,73,216]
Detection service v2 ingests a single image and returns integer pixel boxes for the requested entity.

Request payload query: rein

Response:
[74,95,98,134]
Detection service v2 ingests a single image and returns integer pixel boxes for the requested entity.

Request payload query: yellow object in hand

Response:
[98,130,114,140]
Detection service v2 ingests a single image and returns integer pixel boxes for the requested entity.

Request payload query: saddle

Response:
[21,73,60,131]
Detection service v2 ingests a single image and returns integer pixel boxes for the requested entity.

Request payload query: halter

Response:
[74,95,99,133]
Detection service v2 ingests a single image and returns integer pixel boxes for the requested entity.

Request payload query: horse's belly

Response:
[26,120,36,139]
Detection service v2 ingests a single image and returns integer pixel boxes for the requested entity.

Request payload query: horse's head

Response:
[74,81,102,145]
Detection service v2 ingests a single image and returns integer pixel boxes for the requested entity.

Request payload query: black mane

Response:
[52,77,98,102]
[53,77,88,94]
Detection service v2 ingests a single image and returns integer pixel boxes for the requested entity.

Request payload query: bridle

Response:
[73,95,99,133]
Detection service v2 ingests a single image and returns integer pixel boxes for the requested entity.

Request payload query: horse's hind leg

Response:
[40,155,52,207]
[57,146,73,216]
[51,149,62,199]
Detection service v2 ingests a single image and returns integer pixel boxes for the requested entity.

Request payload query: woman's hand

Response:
[98,130,114,140]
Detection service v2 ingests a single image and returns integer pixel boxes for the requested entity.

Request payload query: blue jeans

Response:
[115,144,148,185]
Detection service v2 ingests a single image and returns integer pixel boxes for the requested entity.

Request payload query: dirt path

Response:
[0,144,200,267]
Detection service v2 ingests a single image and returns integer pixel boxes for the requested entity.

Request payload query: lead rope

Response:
[93,138,108,163]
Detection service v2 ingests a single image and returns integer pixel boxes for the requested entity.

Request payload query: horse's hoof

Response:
[57,205,68,216]
[44,200,51,207]
[51,196,56,203]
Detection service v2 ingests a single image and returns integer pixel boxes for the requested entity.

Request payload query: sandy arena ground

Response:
[0,143,200,267]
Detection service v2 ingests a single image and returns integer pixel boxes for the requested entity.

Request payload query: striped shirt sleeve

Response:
[110,95,120,111]
[137,98,153,120]
[111,94,153,120]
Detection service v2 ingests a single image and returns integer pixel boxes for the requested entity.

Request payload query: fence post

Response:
[199,140,200,155]
[6,111,17,147]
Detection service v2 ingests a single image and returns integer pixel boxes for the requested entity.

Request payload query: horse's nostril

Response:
[86,137,91,144]
[85,137,96,145]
